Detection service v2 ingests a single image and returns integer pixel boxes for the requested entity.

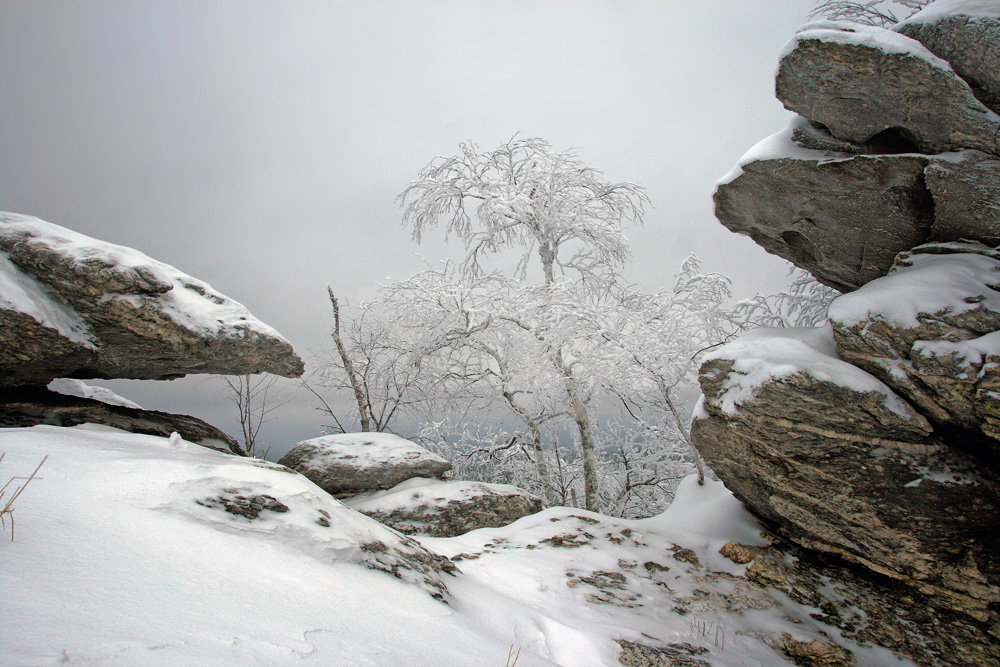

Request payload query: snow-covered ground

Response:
[0,425,913,666]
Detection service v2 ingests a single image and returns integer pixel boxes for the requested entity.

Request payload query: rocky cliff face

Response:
[694,3,1000,664]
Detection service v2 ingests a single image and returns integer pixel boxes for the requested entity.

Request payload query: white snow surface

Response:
[914,330,1000,370]
[0,252,95,347]
[292,432,450,470]
[345,477,538,515]
[897,0,1000,25]
[46,378,143,409]
[828,246,1000,328]
[0,212,289,343]
[781,20,953,69]
[700,325,911,417]
[0,425,917,666]
[715,118,853,186]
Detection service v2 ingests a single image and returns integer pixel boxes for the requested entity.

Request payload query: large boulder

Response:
[0,212,304,387]
[344,477,542,537]
[925,150,1000,246]
[277,433,452,497]
[715,123,1000,290]
[896,0,1000,114]
[0,384,244,455]
[691,326,1000,622]
[776,22,1000,156]
[714,124,933,291]
[830,242,1000,453]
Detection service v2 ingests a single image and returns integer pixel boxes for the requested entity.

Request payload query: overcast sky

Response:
[0,0,811,457]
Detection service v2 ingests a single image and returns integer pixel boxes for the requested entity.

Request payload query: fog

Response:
[0,1,810,457]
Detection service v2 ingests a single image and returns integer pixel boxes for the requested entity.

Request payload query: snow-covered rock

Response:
[713,122,933,291]
[776,22,1000,156]
[345,477,542,537]
[830,241,1000,451]
[2,424,982,665]
[896,0,1000,114]
[277,432,452,497]
[691,325,1000,625]
[0,385,244,454]
[0,212,304,387]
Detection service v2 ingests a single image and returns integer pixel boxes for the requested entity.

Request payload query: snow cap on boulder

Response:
[278,432,452,498]
[344,477,542,537]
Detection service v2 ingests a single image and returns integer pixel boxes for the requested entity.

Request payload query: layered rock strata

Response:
[696,5,1000,662]
[0,385,245,455]
[1,212,304,387]
[693,328,1000,623]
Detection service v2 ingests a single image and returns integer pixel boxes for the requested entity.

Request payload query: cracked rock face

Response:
[925,150,1000,246]
[830,242,1000,455]
[0,212,304,387]
[776,23,1000,157]
[691,328,1000,623]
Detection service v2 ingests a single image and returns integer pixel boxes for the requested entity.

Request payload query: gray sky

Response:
[0,0,810,457]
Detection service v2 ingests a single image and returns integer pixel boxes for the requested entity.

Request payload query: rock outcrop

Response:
[1,212,304,387]
[776,22,1000,156]
[716,18,1000,292]
[344,477,543,537]
[830,242,1000,454]
[278,433,452,497]
[0,385,245,454]
[693,327,1000,623]
[697,7,1000,663]
[895,0,1000,114]
[714,127,933,291]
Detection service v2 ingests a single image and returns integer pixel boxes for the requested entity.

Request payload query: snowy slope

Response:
[0,425,914,666]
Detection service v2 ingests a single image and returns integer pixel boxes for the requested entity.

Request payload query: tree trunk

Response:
[663,386,705,485]
[328,286,371,432]
[556,350,599,512]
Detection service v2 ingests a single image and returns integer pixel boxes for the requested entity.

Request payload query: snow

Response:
[0,212,290,343]
[700,325,912,417]
[46,378,143,409]
[0,252,95,347]
[292,432,449,470]
[345,476,537,515]
[913,330,1000,370]
[896,0,1000,25]
[828,244,1000,328]
[0,424,917,665]
[715,118,853,186]
[781,20,953,69]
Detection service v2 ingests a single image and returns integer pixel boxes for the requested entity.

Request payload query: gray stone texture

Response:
[0,213,304,387]
[776,25,1000,156]
[897,7,1000,114]
[692,354,1000,625]
[278,440,453,498]
[350,481,542,537]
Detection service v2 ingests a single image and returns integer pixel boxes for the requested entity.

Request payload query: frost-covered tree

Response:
[398,137,649,511]
[735,266,839,328]
[810,0,932,27]
[306,288,437,434]
[399,136,648,284]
